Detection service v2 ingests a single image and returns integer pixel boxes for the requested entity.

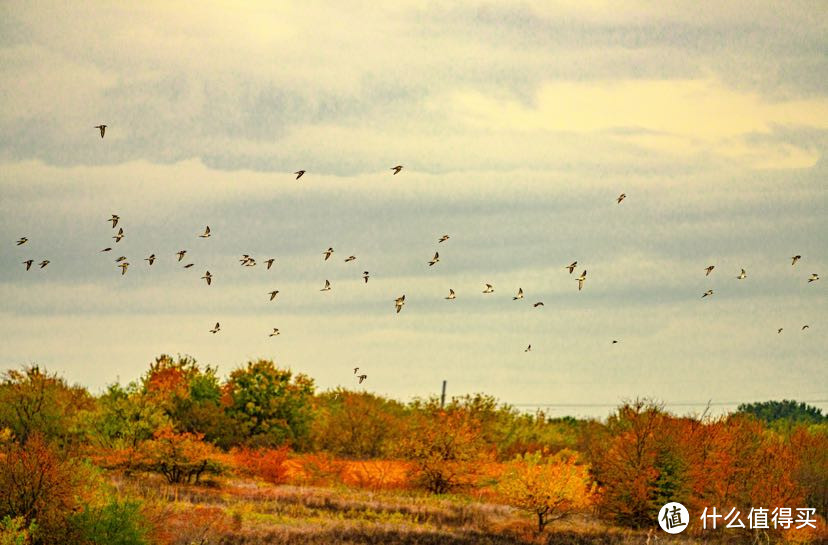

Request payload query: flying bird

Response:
[702,289,714,298]
[525,345,532,352]
[353,367,359,374]
[22,260,33,271]
[264,258,275,269]
[294,170,305,180]
[438,235,450,243]
[268,290,279,301]
[612,340,619,344]
[778,328,783,334]
[808,273,819,283]
[176,250,187,262]
[358,374,367,384]
[704,265,715,276]
[736,269,746,280]
[513,288,524,300]
[428,252,439,266]
[363,271,370,284]
[16,237,27,246]
[38,260,49,269]
[577,270,587,291]
[533,302,544,307]
[482,284,494,294]
[616,193,626,204]
[802,325,810,330]
[118,262,129,275]
[345,256,357,262]
[321,279,331,291]
[145,254,156,265]
[323,247,334,261]
[183,263,194,269]
[391,165,403,175]
[791,255,801,266]
[94,125,107,138]
[115,256,127,262]
[269,328,280,337]
[113,228,124,243]
[395,295,405,313]
[201,271,212,285]
[108,214,119,228]
[445,289,456,300]
[199,226,211,238]
[565,261,577,274]
[101,247,112,252]
[209,322,220,334]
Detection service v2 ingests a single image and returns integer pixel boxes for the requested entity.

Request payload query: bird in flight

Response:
[268,290,279,301]
[513,288,524,300]
[702,289,714,298]
[428,252,440,266]
[791,255,801,266]
[294,170,305,180]
[565,261,577,274]
[176,250,187,262]
[802,325,810,330]
[199,226,211,238]
[100,247,112,253]
[269,328,280,337]
[778,328,784,334]
[533,302,544,307]
[95,125,107,138]
[612,340,619,344]
[345,255,357,262]
[16,237,27,246]
[525,345,532,352]
[201,271,212,286]
[363,271,370,284]
[353,367,359,374]
[38,260,50,269]
[358,374,367,384]
[395,295,405,313]
[119,262,129,275]
[323,247,334,261]
[616,193,626,204]
[145,254,156,265]
[736,269,746,280]
[115,256,127,263]
[808,273,820,283]
[438,235,450,243]
[113,228,124,243]
[209,322,220,334]
[321,279,331,291]
[109,214,119,228]
[22,260,33,271]
[264,258,275,269]
[482,284,494,294]
[704,265,715,276]
[183,263,194,269]
[391,165,403,175]
[445,289,456,300]
[576,270,587,291]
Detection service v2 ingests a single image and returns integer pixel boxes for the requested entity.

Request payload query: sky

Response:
[1,1,826,419]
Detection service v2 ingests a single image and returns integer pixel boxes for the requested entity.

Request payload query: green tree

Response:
[222,360,315,448]
[736,400,825,426]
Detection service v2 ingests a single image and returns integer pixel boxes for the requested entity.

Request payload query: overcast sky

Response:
[1,2,826,419]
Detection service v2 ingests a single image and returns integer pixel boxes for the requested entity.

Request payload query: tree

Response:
[135,426,223,484]
[222,360,315,448]
[498,450,594,533]
[0,366,93,447]
[736,400,825,426]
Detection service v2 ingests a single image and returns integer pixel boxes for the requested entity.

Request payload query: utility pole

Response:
[440,380,447,408]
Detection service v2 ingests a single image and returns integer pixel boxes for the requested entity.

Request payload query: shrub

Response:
[232,446,290,484]
[69,500,149,545]
[135,427,223,484]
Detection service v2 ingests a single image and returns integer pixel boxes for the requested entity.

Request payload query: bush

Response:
[232,446,290,484]
[135,427,223,484]
[70,500,149,545]
[0,516,36,545]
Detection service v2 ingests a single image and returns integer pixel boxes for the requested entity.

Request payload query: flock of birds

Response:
[10,124,823,384]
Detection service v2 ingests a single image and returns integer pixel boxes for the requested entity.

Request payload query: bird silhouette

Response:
[428,252,439,266]
[808,273,819,283]
[525,345,532,352]
[264,258,275,269]
[113,228,124,243]
[513,288,524,300]
[363,271,370,284]
[323,248,334,261]
[199,226,211,238]
[38,260,49,269]
[577,270,587,291]
[176,250,187,262]
[791,255,801,266]
[22,260,33,270]
[482,284,494,294]
[108,214,119,228]
[95,125,107,138]
[269,328,280,337]
[737,269,746,280]
[704,265,715,276]
[268,290,279,301]
[391,165,403,175]
[438,235,450,243]
[702,289,714,298]
[446,289,456,300]
[16,237,27,246]
[565,261,577,274]
[118,262,129,275]
[209,322,220,334]
[533,302,544,307]
[201,271,212,285]
[321,279,331,291]
[358,374,367,384]
[294,170,305,180]
[616,193,626,204]
[145,254,156,265]
[395,295,405,313]
[345,255,357,262]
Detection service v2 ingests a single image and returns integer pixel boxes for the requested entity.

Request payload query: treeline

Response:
[0,355,826,544]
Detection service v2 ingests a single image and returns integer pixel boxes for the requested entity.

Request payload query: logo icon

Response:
[659,502,689,534]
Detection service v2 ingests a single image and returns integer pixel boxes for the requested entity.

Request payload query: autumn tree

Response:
[222,360,315,449]
[135,426,223,484]
[0,366,93,447]
[311,389,407,458]
[498,450,594,533]
[401,398,493,494]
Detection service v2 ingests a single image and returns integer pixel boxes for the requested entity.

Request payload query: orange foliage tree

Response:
[135,426,224,484]
[498,450,595,533]
[232,446,290,484]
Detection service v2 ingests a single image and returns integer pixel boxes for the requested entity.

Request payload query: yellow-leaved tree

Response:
[498,449,595,533]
